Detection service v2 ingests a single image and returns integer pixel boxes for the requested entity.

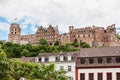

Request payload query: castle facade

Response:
[8,23,59,45]
[8,23,120,47]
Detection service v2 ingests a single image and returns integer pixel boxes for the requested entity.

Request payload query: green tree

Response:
[21,49,30,57]
[9,60,35,80]
[116,34,120,39]
[0,41,3,46]
[71,38,79,47]
[80,42,90,48]
[4,42,13,48]
[32,63,67,80]
[54,41,59,46]
[0,48,10,79]
[39,38,48,45]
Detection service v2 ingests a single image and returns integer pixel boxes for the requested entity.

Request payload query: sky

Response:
[0,0,120,40]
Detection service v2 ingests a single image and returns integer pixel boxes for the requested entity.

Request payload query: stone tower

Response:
[8,23,21,44]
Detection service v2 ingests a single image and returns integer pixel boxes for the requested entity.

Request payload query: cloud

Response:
[0,0,120,40]
[0,22,9,31]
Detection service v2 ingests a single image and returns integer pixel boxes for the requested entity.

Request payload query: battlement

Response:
[11,23,19,27]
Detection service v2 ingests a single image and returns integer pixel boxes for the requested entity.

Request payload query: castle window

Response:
[80,58,86,64]
[15,32,16,34]
[88,34,90,37]
[89,58,94,64]
[83,34,85,37]
[50,43,52,45]
[106,57,112,63]
[98,58,103,64]
[104,30,107,33]
[78,35,80,37]
[116,57,120,63]
[74,35,75,37]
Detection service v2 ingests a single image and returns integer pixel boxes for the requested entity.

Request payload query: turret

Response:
[8,23,21,44]
[69,26,74,31]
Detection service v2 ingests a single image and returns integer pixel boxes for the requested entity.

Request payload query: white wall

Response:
[55,62,75,80]
[78,68,120,80]
[49,56,55,62]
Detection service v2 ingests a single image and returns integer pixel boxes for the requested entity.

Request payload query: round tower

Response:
[8,23,21,44]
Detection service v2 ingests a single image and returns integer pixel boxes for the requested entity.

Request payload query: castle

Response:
[8,23,59,45]
[8,23,120,47]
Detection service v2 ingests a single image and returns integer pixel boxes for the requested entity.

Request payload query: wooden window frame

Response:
[80,73,85,80]
[89,73,94,80]
[106,72,112,80]
[97,73,103,80]
[116,72,120,80]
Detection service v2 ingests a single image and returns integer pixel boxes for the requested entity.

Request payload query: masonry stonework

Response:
[8,23,120,47]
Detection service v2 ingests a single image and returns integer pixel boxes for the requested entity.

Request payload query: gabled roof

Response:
[80,47,120,57]
[38,51,79,57]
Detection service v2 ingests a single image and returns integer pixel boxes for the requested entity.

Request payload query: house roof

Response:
[19,56,36,62]
[80,47,120,57]
[38,51,79,57]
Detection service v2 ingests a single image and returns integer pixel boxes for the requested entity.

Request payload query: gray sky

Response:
[0,0,120,37]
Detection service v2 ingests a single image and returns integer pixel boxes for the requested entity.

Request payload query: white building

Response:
[36,52,79,80]
[76,47,120,80]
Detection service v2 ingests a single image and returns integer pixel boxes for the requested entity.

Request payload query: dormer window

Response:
[80,58,86,64]
[106,57,112,63]
[89,58,94,64]
[116,57,120,63]
[98,58,103,64]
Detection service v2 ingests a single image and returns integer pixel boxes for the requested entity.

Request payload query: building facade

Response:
[8,23,120,47]
[76,47,120,80]
[8,23,59,45]
[69,24,120,47]
[35,52,79,80]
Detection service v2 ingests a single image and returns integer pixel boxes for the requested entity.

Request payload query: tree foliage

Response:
[21,49,30,57]
[0,53,67,80]
[80,42,90,48]
[54,41,59,46]
[39,38,48,45]
[116,34,120,39]
[71,38,79,47]
[2,40,78,58]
